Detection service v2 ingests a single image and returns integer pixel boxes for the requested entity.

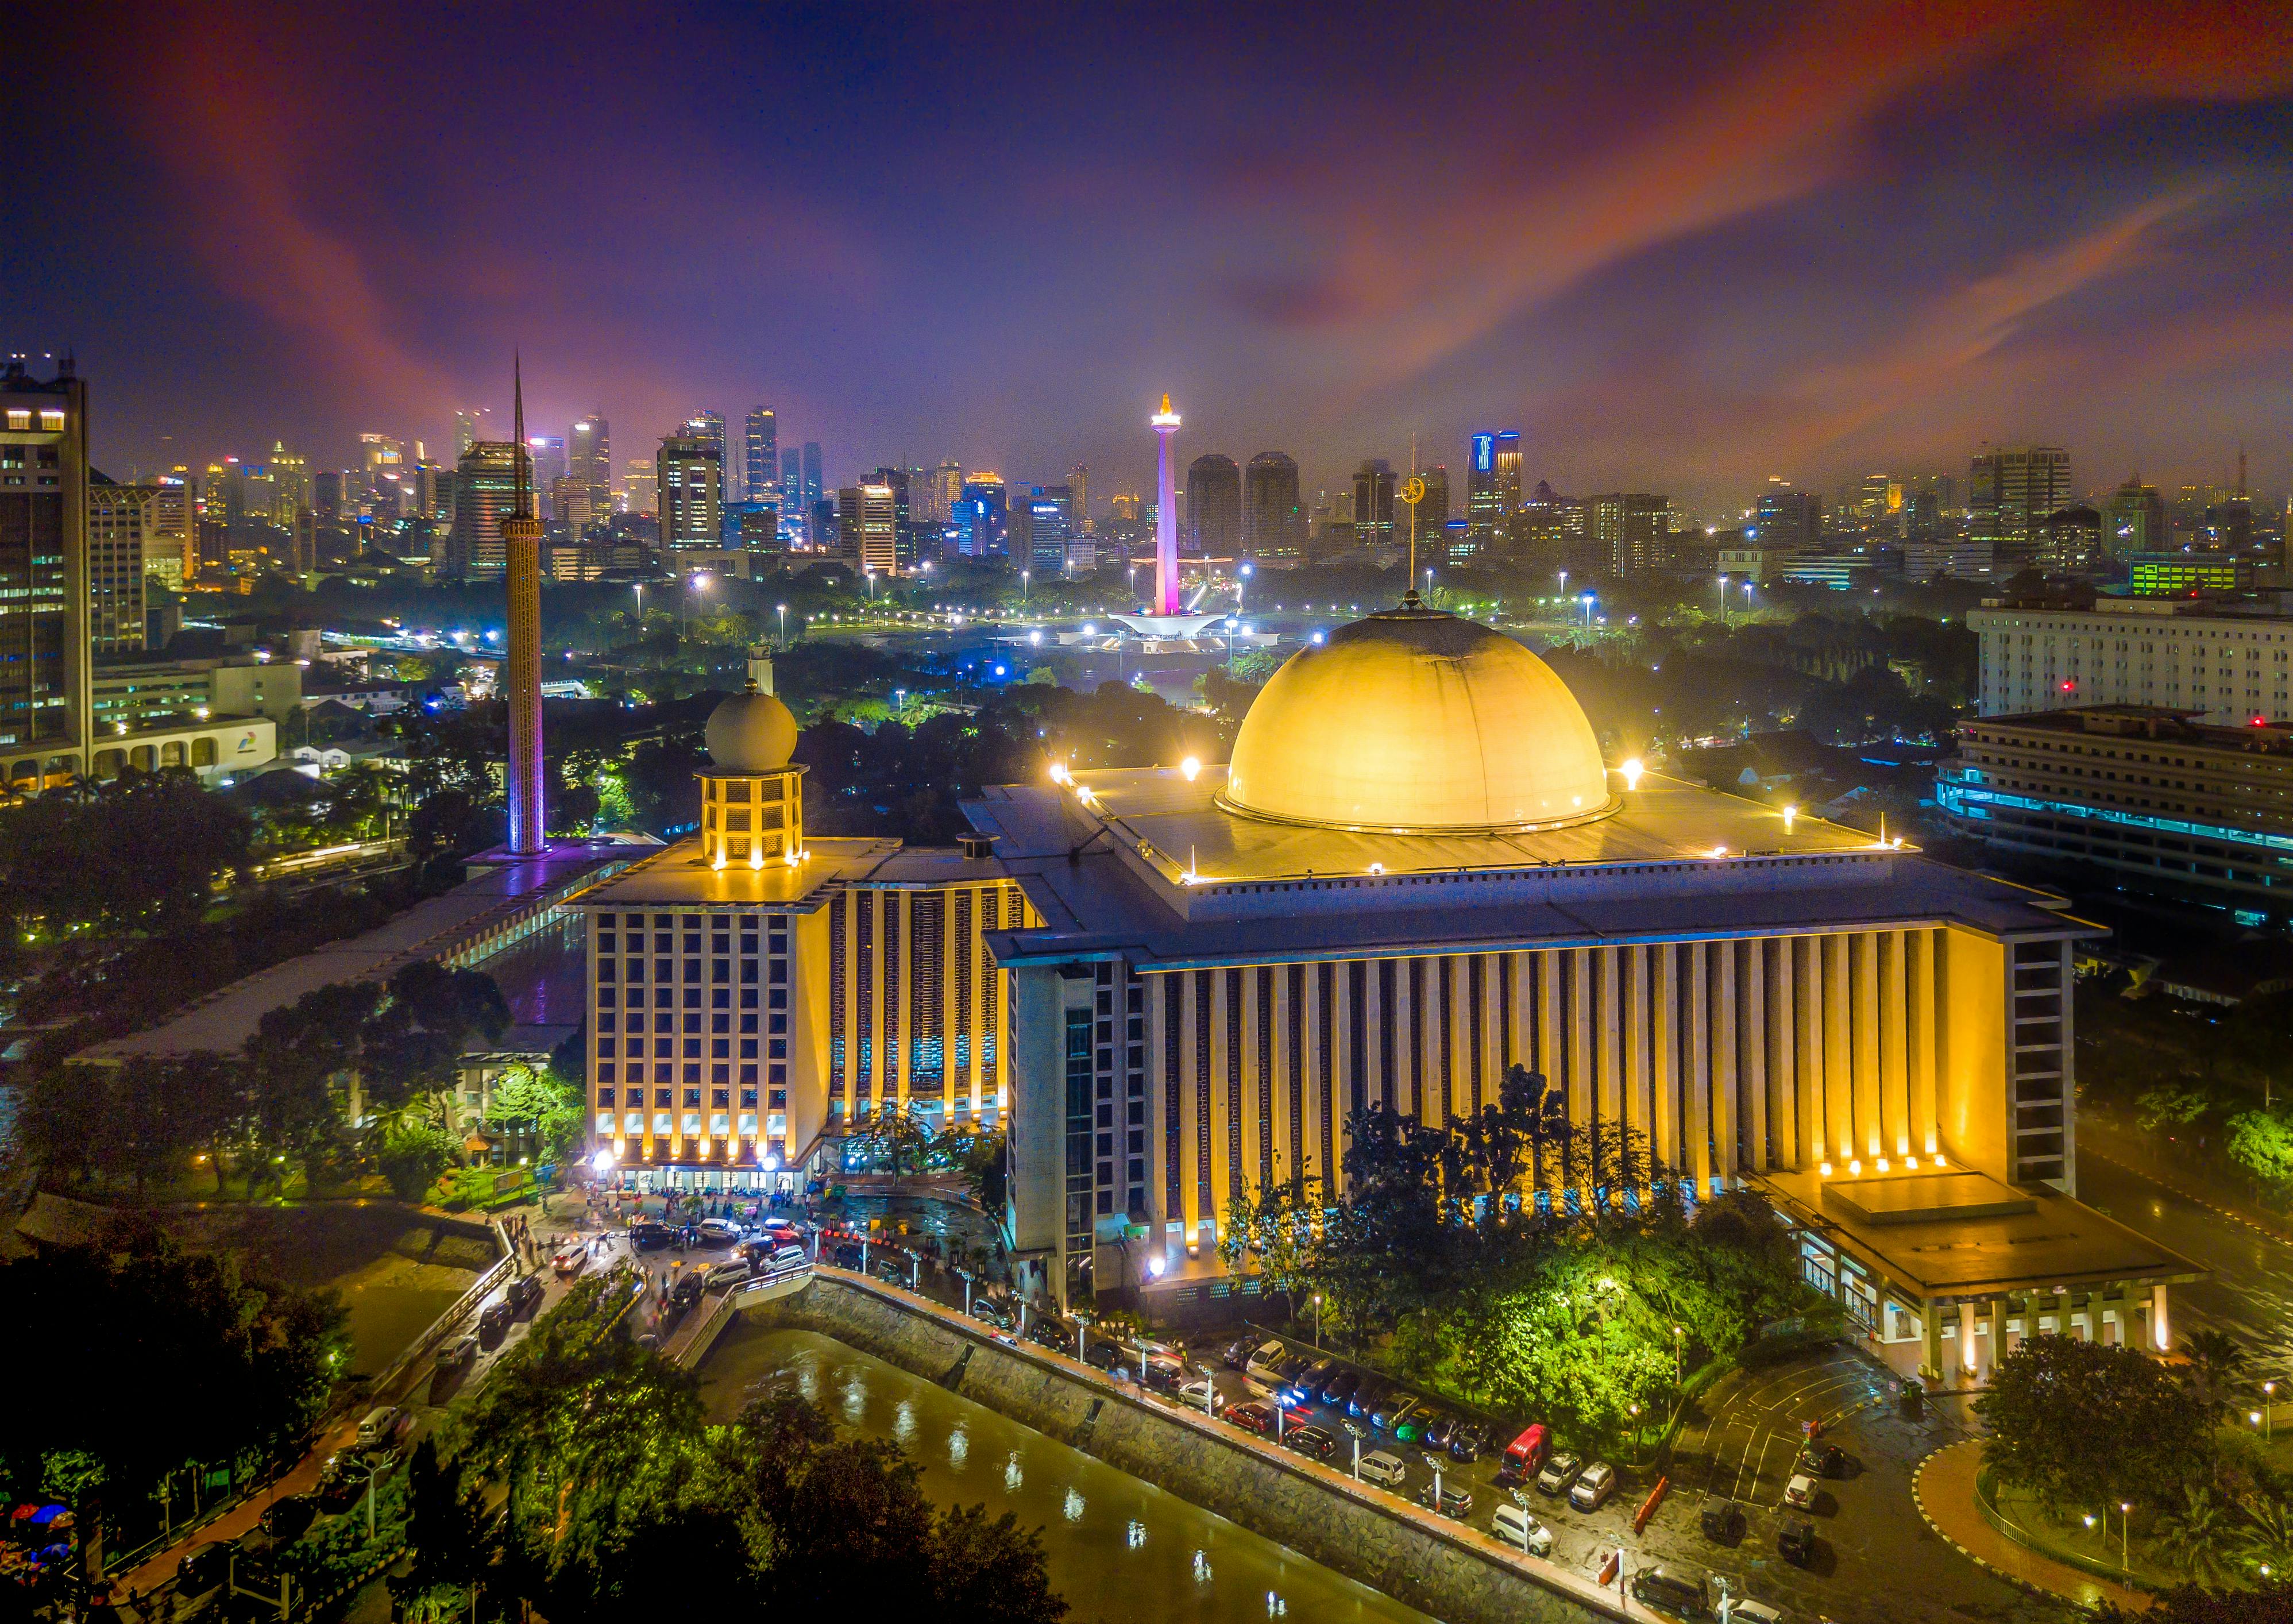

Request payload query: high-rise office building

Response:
[1970,446,2070,570]
[1467,434,1502,552]
[801,442,824,507]
[745,407,778,503]
[357,433,403,497]
[683,411,727,470]
[1185,453,1240,557]
[87,475,156,656]
[526,435,567,518]
[0,364,90,766]
[1241,452,1304,558]
[1406,465,1450,561]
[1748,484,1823,551]
[782,449,802,502]
[1067,464,1090,533]
[659,434,724,550]
[453,410,483,459]
[1021,486,1072,574]
[2103,478,2168,559]
[2037,506,2102,576]
[447,439,528,577]
[1588,492,1669,577]
[1352,460,1396,550]
[149,477,194,592]
[920,460,963,525]
[959,473,1007,557]
[624,458,657,518]
[1493,431,1522,516]
[569,414,610,510]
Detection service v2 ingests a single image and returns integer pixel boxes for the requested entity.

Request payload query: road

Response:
[2078,1128,2293,1372]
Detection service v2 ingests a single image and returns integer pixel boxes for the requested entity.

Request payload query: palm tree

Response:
[2182,1328,2249,1421]
[2157,1485,2242,1586]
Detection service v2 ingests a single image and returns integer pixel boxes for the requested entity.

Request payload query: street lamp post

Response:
[1717,574,1730,630]
[776,603,788,646]
[2120,1501,2132,1569]
[1674,1324,1686,1387]
[1311,1293,1323,1345]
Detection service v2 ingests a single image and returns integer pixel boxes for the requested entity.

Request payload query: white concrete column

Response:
[1597,946,1623,1133]
[1686,941,1712,1193]
[2152,1282,2171,1351]
[1740,939,1768,1173]
[1960,1299,1979,1376]
[1713,939,1738,1185]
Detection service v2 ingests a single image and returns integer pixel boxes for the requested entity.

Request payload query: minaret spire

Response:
[503,354,547,854]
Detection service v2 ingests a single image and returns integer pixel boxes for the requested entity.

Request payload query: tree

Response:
[2094,1579,2293,1624]
[2228,1112,2293,1191]
[1976,1335,2211,1514]
[492,1060,584,1164]
[2181,1328,2250,1423]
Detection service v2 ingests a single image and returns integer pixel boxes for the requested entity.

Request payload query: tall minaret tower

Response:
[1151,392,1182,614]
[504,358,547,854]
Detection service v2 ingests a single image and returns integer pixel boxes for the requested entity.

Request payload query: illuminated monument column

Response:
[504,360,546,854]
[1151,392,1182,614]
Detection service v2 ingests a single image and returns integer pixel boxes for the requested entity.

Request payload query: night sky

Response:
[15,1,2293,511]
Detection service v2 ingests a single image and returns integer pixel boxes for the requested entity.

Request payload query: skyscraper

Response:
[569,414,610,510]
[526,435,567,517]
[149,477,194,592]
[1067,464,1090,533]
[1352,460,1396,550]
[659,434,724,549]
[1185,453,1240,557]
[2103,478,2168,558]
[624,457,657,517]
[782,449,802,503]
[1493,431,1522,516]
[1412,466,1450,561]
[745,407,778,503]
[453,411,481,459]
[0,365,86,771]
[1024,487,1072,574]
[448,439,528,577]
[921,460,963,525]
[801,442,824,507]
[683,411,727,470]
[504,364,546,856]
[357,433,403,497]
[1467,434,1501,552]
[1589,492,1670,577]
[1242,452,1304,558]
[1748,484,1823,551]
[86,474,156,656]
[1970,445,2071,571]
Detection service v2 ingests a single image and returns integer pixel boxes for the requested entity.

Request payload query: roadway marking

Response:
[2084,1141,2293,1251]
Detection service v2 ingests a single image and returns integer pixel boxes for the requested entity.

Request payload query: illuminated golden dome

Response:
[1219,609,1616,834]
[705,684,798,773]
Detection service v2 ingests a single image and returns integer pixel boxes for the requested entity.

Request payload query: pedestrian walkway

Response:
[1910,1439,2149,1614]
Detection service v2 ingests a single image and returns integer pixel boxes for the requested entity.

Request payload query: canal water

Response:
[701,1325,1439,1624]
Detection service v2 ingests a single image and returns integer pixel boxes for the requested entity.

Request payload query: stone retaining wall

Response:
[729,1269,1643,1624]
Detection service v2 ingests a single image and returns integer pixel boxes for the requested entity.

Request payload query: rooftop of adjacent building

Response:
[1972,592,2293,622]
[571,832,1011,911]
[1960,704,2293,756]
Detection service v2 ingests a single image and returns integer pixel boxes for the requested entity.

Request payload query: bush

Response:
[378,1123,455,1202]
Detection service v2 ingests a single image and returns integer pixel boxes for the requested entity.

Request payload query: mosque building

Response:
[964,604,2201,1384]
[579,605,2197,1385]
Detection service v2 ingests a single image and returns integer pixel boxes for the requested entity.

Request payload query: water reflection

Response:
[700,1326,1431,1624]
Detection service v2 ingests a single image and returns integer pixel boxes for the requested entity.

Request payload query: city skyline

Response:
[12,3,2293,510]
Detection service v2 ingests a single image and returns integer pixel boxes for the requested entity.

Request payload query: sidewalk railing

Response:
[364,1221,517,1400]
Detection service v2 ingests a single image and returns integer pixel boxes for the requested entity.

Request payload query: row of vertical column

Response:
[1142,928,1948,1235]
[829,881,1024,1122]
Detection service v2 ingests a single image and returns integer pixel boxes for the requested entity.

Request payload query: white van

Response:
[1491,1502,1554,1557]
[357,1406,403,1448]
[1243,1340,1288,1393]
[1357,1449,1408,1488]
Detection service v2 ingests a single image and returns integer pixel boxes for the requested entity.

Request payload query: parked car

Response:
[1283,1425,1339,1463]
[1419,1411,1460,1450]
[969,1297,1016,1330]
[1223,1401,1277,1436]
[671,1271,707,1307]
[1221,1334,1259,1369]
[1797,1442,1846,1479]
[765,1243,807,1273]
[1492,1502,1554,1557]
[1357,1448,1408,1487]
[1570,1460,1618,1511]
[1348,1378,1393,1419]
[1374,1394,1422,1433]
[1497,1424,1550,1487]
[261,1495,317,1542]
[505,1274,544,1314]
[177,1544,229,1595]
[1535,1449,1582,1496]
[704,1260,754,1290]
[1175,1376,1218,1409]
[552,1245,589,1278]
[1140,1360,1182,1395]
[436,1333,480,1371]
[1776,1517,1818,1567]
[1783,1471,1820,1510]
[630,1220,673,1251]
[1394,1405,1441,1443]
[1319,1367,1361,1408]
[1631,1565,1712,1621]
[696,1217,744,1244]
[1449,1420,1491,1462]
[872,1257,910,1286]
[1717,1596,1785,1623]
[1420,1479,1473,1518]
[1699,1499,1743,1544]
[477,1300,512,1339]
[1026,1315,1071,1351]
[1083,1340,1129,1374]
[1286,1360,1337,1405]
[831,1242,866,1270]
[1244,1340,1288,1384]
